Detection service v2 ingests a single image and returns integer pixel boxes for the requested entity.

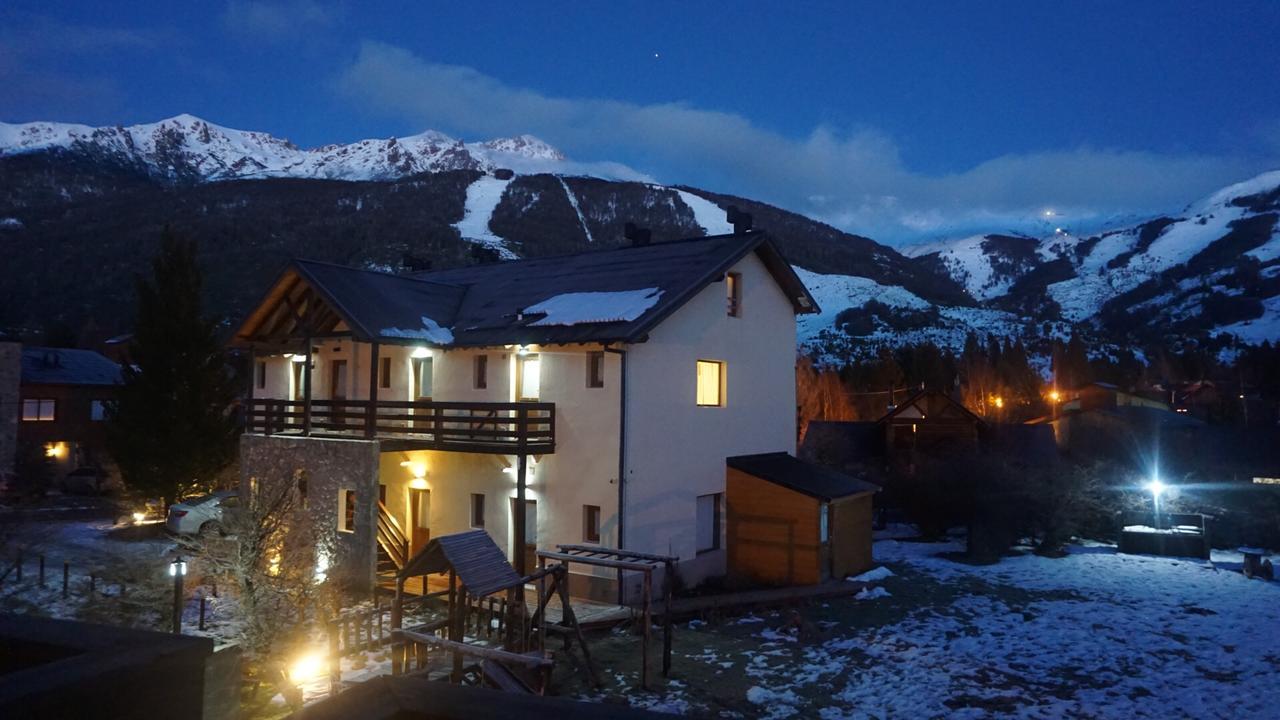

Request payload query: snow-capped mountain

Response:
[0,115,572,182]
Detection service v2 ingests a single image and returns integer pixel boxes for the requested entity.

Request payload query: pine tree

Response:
[107,229,240,507]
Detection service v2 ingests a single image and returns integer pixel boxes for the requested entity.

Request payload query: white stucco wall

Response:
[623,251,798,584]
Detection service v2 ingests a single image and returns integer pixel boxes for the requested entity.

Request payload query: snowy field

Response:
[570,537,1280,719]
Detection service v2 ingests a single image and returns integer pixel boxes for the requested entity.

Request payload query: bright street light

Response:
[1145,478,1166,498]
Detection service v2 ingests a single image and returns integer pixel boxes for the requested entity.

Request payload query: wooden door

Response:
[510,498,536,572]
[330,360,349,399]
[409,488,430,555]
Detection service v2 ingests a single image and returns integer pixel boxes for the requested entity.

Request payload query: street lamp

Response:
[1144,478,1166,529]
[170,556,187,633]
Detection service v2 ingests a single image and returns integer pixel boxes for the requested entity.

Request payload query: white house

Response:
[232,229,821,600]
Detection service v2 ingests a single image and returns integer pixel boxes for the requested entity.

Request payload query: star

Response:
[653,52,660,59]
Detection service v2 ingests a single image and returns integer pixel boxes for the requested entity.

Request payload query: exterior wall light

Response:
[516,345,531,356]
[411,347,432,359]
[289,354,307,363]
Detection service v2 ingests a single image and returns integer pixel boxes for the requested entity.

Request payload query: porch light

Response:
[288,651,325,685]
[411,346,432,359]
[169,556,187,577]
[289,354,307,363]
[44,442,67,459]
[516,345,531,357]
[399,460,427,479]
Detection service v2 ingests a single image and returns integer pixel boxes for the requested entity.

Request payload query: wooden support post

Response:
[662,559,673,677]
[366,342,380,438]
[391,577,405,675]
[558,569,601,687]
[246,347,256,428]
[449,569,462,679]
[302,338,313,436]
[198,595,207,631]
[515,448,528,576]
[641,569,652,690]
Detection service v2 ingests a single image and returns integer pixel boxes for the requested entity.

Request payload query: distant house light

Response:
[1254,477,1280,485]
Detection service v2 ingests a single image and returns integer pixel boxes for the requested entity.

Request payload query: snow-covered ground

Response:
[674,189,734,235]
[454,174,518,259]
[903,234,1015,301]
[578,536,1280,719]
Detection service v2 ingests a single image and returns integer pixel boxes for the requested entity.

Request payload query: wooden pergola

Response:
[535,544,677,689]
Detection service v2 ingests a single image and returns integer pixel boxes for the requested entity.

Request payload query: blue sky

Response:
[3,1,1279,244]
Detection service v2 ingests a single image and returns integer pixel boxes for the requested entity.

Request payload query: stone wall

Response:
[0,342,19,474]
[239,434,380,592]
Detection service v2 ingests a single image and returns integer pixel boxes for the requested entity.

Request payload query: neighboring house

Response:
[231,230,855,600]
[0,341,19,475]
[18,346,123,479]
[1062,382,1171,414]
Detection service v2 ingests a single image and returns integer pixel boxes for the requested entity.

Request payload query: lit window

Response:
[583,505,601,543]
[338,489,356,533]
[696,493,722,553]
[474,355,488,390]
[90,400,108,422]
[471,493,486,528]
[518,354,541,400]
[696,360,724,407]
[22,399,56,422]
[726,272,742,317]
[586,351,604,388]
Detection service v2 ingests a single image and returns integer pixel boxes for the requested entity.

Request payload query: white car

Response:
[166,490,238,535]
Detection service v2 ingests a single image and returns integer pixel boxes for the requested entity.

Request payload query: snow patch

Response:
[557,177,595,243]
[854,586,892,600]
[455,175,518,260]
[674,189,734,235]
[380,316,455,344]
[524,289,663,326]
[850,566,895,582]
[0,217,22,229]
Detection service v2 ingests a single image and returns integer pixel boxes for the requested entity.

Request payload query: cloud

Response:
[335,41,1278,245]
[222,0,342,41]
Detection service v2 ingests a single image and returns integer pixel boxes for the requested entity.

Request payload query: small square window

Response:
[474,355,488,389]
[696,360,724,407]
[22,399,55,422]
[90,400,107,422]
[726,272,742,317]
[380,357,392,389]
[471,493,486,528]
[338,489,356,533]
[583,505,601,543]
[586,351,604,388]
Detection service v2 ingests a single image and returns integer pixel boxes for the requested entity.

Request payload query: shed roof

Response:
[727,452,880,501]
[21,347,122,386]
[398,530,523,597]
[231,232,817,349]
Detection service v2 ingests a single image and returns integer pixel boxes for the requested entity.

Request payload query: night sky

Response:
[4,1,1279,243]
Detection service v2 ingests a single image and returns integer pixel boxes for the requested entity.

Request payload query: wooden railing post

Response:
[302,339,313,436]
[366,342,379,438]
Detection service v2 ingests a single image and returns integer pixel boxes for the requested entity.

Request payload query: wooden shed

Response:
[726,452,879,586]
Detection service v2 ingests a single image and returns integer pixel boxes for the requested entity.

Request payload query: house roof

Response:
[231,232,818,349]
[727,452,880,501]
[398,529,524,597]
[879,389,984,425]
[21,347,122,386]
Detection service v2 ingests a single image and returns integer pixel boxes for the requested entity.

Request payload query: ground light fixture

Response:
[170,556,187,633]
[289,650,326,686]
[1144,478,1167,529]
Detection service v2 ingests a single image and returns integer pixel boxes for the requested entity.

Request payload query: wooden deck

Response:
[381,572,631,627]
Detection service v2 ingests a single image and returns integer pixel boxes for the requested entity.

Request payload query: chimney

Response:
[624,222,651,247]
[726,205,753,234]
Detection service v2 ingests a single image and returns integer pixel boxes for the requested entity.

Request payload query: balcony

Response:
[245,399,555,454]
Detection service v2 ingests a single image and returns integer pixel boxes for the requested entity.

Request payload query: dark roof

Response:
[728,452,879,501]
[879,389,984,425]
[234,232,817,348]
[295,674,672,720]
[21,347,122,386]
[399,530,523,597]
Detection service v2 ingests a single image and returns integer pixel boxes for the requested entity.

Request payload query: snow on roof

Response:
[524,288,663,326]
[380,316,455,344]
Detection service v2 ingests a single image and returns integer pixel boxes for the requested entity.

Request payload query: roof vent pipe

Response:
[726,205,753,234]
[624,222,651,247]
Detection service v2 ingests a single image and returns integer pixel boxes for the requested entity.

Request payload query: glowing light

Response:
[288,652,326,685]
[268,552,281,577]
[289,353,307,363]
[411,346,432,359]
[400,460,427,479]
[44,442,67,459]
[314,551,330,583]
[1048,390,1061,403]
[1043,209,1055,217]
[169,557,187,577]
[993,396,1004,409]
[1145,478,1166,498]
[516,345,531,357]
[408,477,429,490]
[132,512,147,525]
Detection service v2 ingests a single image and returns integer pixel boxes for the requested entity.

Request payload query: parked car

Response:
[166,490,239,536]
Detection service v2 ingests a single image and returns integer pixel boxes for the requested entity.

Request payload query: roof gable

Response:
[880,390,984,425]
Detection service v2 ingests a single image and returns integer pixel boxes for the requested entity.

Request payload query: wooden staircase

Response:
[376,501,410,577]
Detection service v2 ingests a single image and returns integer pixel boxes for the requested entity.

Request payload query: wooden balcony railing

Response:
[245,398,555,454]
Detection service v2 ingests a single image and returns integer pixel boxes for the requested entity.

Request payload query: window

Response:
[379,357,392,389]
[256,361,267,389]
[586,351,604,388]
[338,489,356,533]
[474,354,488,389]
[696,360,724,407]
[412,357,433,399]
[517,354,541,400]
[726,272,742,317]
[583,505,601,543]
[696,493,722,553]
[22,399,55,422]
[90,400,108,421]
[471,493,486,528]
[820,503,830,543]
